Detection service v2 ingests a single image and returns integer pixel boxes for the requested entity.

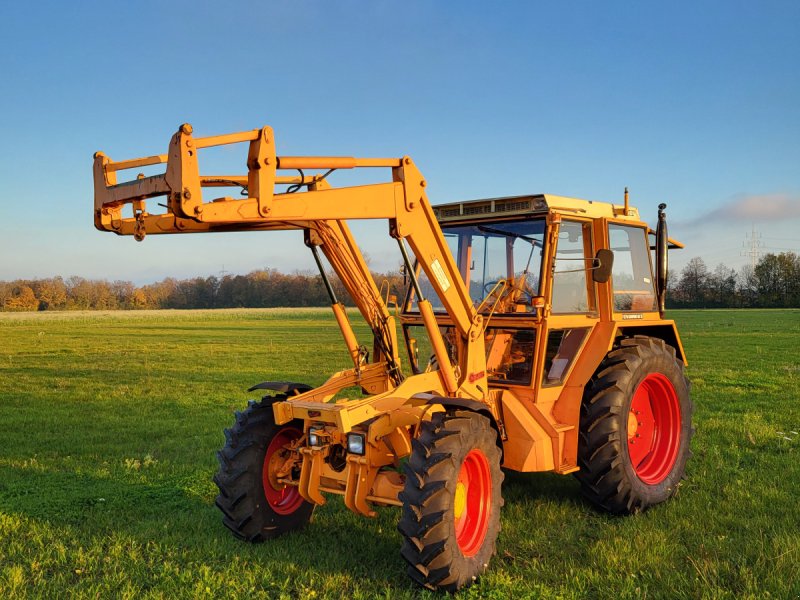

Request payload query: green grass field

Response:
[1,308,799,599]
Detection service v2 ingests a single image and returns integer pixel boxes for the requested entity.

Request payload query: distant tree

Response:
[708,263,737,307]
[664,268,679,308]
[736,265,758,307]
[66,277,118,310]
[111,280,137,309]
[66,276,92,309]
[787,252,800,306]
[32,277,67,310]
[665,268,677,294]
[140,278,177,308]
[218,274,252,307]
[131,288,149,309]
[754,252,800,308]
[674,257,709,307]
[0,282,10,308]
[5,284,38,311]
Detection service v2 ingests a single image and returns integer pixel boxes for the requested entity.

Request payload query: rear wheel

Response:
[398,410,503,592]
[214,397,313,541]
[576,336,693,514]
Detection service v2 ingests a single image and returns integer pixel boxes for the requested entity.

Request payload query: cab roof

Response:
[431,194,642,223]
[432,194,684,249]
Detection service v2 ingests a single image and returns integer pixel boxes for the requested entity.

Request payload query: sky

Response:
[1,1,798,284]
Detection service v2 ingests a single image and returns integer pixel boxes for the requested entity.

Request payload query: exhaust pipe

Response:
[655,203,668,315]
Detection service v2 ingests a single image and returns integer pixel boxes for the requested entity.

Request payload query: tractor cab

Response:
[401,194,676,408]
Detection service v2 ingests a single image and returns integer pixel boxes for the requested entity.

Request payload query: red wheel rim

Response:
[453,449,492,557]
[627,373,681,485]
[262,427,304,515]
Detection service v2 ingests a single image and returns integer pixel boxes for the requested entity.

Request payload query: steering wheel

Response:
[483,279,533,304]
[483,280,504,295]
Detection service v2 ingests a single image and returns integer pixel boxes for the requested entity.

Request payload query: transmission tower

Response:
[741,225,762,269]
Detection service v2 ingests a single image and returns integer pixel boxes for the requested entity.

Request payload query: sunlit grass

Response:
[1,309,798,598]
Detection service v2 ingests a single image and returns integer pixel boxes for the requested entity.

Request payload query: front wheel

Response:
[576,336,693,514]
[398,410,503,592]
[214,397,314,541]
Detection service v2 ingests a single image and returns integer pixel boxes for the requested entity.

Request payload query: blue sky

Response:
[1,1,798,283]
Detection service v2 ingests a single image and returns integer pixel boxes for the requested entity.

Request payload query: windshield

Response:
[410,219,546,314]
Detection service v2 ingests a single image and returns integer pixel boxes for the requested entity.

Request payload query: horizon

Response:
[0,241,789,288]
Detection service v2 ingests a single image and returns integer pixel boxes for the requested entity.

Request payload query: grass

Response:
[1,308,799,599]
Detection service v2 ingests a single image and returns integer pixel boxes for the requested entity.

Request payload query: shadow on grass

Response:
[0,461,603,591]
[502,468,587,507]
[0,463,411,589]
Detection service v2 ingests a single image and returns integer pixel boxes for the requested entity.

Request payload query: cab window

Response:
[608,224,656,311]
[410,219,546,314]
[551,221,594,314]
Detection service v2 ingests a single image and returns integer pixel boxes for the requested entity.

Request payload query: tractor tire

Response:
[576,336,693,515]
[214,397,313,541]
[398,410,503,592]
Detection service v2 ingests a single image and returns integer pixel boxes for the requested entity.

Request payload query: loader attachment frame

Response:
[93,123,493,427]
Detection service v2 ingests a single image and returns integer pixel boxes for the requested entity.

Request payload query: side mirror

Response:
[592,249,614,283]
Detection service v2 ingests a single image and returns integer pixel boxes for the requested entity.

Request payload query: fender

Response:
[617,322,686,363]
[411,393,503,447]
[247,381,313,395]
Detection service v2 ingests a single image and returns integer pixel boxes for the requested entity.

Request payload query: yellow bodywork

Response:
[92,124,686,516]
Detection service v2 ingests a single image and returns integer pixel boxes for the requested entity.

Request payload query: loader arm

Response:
[93,123,488,399]
[306,216,403,384]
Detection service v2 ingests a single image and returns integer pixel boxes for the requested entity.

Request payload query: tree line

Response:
[0,269,404,312]
[667,252,800,308]
[1,251,798,312]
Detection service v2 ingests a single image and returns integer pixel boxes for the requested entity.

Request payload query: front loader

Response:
[93,124,693,591]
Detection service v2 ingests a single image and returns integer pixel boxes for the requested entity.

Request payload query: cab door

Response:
[535,218,598,406]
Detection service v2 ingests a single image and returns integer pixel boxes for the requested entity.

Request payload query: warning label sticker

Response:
[430,259,451,292]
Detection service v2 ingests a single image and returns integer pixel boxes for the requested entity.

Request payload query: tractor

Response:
[92,124,693,591]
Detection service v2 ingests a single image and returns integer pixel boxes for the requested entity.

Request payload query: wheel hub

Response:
[266,450,289,491]
[262,427,304,515]
[454,482,467,520]
[453,449,492,557]
[627,411,639,438]
[627,373,682,485]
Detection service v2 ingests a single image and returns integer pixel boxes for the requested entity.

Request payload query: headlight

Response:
[347,432,366,455]
[308,426,323,447]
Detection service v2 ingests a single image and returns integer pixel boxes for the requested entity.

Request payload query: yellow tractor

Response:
[93,124,693,591]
